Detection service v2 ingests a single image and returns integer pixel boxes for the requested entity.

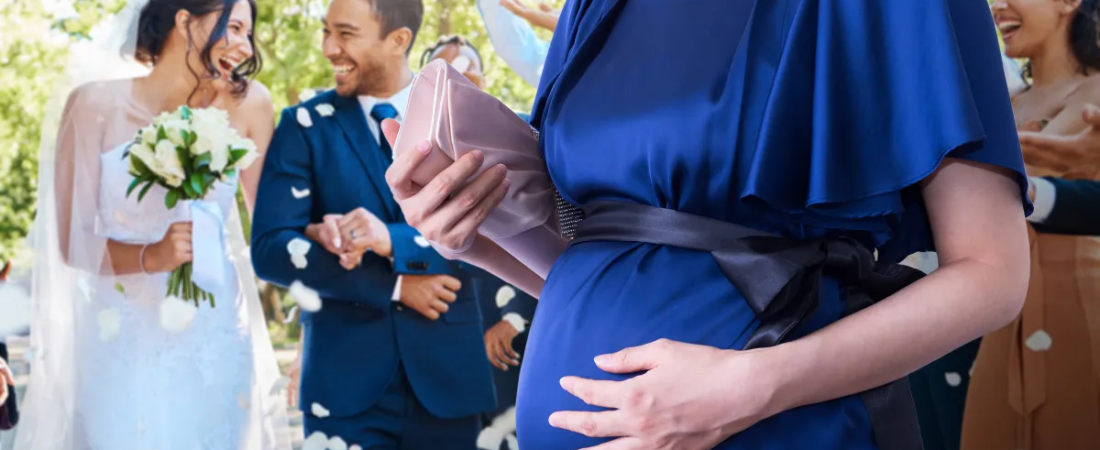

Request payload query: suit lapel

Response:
[331,94,401,220]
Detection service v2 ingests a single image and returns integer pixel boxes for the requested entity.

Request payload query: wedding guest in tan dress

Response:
[963,1,1100,449]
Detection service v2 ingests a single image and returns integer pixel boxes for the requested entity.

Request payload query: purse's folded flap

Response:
[393,59,555,240]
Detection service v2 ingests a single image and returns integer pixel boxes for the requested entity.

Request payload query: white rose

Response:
[192,107,230,127]
[210,141,230,172]
[232,138,258,169]
[153,140,185,187]
[161,119,190,147]
[140,125,157,146]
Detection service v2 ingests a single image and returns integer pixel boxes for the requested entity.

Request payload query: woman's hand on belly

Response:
[547,338,782,450]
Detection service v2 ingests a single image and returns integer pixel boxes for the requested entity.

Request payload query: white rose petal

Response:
[414,235,431,248]
[496,286,517,308]
[98,308,121,341]
[302,431,329,450]
[350,446,363,450]
[159,297,198,333]
[291,254,309,270]
[504,435,519,450]
[298,89,318,103]
[290,281,323,312]
[288,238,312,256]
[311,402,331,418]
[315,103,336,117]
[945,372,962,387]
[296,107,314,128]
[153,140,186,187]
[140,125,157,146]
[269,376,292,396]
[283,305,299,324]
[292,187,311,199]
[1025,330,1053,352]
[328,436,349,450]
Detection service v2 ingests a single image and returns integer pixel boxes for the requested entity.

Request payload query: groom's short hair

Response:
[367,0,424,55]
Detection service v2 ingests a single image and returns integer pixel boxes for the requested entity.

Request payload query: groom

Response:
[250,0,495,447]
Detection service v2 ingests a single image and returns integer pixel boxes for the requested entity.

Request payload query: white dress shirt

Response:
[359,81,413,301]
[1027,176,1057,224]
[476,0,551,88]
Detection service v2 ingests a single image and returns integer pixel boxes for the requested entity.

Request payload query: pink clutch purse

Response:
[393,60,569,276]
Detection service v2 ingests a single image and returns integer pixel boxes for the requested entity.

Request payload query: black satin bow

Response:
[571,201,924,450]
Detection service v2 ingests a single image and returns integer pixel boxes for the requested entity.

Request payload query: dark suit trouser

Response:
[304,363,480,450]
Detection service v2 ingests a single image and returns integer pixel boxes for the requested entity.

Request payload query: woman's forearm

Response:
[766,255,1027,415]
[104,240,155,276]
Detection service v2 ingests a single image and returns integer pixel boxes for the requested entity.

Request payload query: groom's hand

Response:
[338,207,392,264]
[400,275,461,320]
[305,214,345,255]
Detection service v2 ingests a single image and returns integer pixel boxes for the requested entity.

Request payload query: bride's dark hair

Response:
[1024,0,1100,78]
[134,0,262,100]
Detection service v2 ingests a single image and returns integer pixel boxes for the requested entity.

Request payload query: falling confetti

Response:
[328,436,349,450]
[290,281,323,312]
[283,305,300,324]
[288,238,312,269]
[269,376,292,396]
[496,286,517,308]
[414,235,431,248]
[302,431,329,450]
[504,435,519,450]
[1025,330,1053,352]
[349,445,363,450]
[291,186,311,199]
[945,372,962,387]
[98,308,121,341]
[298,89,318,103]
[311,402,331,418]
[296,107,314,128]
[159,297,198,332]
[315,103,336,117]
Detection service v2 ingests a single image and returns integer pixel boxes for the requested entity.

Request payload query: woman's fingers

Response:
[405,151,486,228]
[446,176,510,247]
[381,118,401,148]
[386,140,433,201]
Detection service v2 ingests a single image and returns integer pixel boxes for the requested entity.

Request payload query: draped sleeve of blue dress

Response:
[516,0,1033,449]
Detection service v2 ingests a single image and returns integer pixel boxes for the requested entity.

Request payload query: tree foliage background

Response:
[0,0,561,261]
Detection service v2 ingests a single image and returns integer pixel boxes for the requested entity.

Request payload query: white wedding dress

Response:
[71,143,254,450]
[12,78,289,450]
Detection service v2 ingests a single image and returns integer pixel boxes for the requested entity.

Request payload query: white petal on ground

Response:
[269,376,291,396]
[290,281,323,312]
[311,402,331,418]
[291,186,311,199]
[945,372,962,387]
[159,297,198,333]
[302,431,329,450]
[98,308,121,341]
[496,286,517,308]
[1025,329,1053,352]
[237,392,250,410]
[414,235,431,248]
[315,103,336,117]
[296,107,313,128]
[283,305,300,324]
[328,436,349,450]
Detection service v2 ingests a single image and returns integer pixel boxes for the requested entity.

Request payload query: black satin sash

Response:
[569,201,924,450]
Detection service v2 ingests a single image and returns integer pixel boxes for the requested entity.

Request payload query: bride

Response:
[11,0,290,448]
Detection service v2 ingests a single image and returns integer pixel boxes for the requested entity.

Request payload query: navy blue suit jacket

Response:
[1032,177,1100,236]
[251,90,495,420]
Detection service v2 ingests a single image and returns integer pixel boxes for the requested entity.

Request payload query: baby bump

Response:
[516,242,760,449]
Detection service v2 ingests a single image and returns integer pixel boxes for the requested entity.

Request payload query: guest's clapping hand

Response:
[549,339,782,450]
[0,357,13,405]
[484,320,521,371]
[500,0,561,32]
[380,120,509,254]
[1019,104,1100,173]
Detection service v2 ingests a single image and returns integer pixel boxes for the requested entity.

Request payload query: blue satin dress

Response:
[516,0,1032,448]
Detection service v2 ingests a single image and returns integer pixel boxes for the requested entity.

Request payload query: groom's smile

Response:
[322,0,418,98]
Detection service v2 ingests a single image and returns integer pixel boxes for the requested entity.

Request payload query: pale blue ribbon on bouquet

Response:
[184,199,228,295]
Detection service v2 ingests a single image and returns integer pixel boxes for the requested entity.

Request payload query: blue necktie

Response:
[370,103,398,164]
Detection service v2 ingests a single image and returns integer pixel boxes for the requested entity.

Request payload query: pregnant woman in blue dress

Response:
[381,0,1032,448]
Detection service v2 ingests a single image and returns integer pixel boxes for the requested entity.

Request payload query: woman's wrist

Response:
[743,341,818,418]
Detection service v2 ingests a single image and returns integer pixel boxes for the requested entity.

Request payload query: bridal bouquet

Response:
[124,105,258,307]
